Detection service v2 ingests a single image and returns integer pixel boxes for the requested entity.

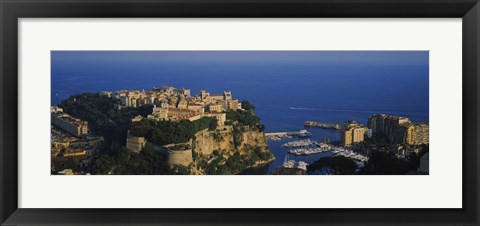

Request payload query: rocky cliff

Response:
[189,125,274,174]
[192,126,235,156]
[193,125,269,154]
[143,124,274,175]
[235,126,269,153]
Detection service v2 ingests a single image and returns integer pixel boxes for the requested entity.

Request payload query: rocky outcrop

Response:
[189,125,274,174]
[142,125,273,174]
[236,127,269,152]
[192,125,270,157]
[193,126,235,155]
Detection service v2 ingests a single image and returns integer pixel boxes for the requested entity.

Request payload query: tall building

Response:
[391,122,412,144]
[340,129,352,147]
[340,121,367,146]
[410,123,429,145]
[369,114,397,141]
[368,114,428,145]
[368,114,411,138]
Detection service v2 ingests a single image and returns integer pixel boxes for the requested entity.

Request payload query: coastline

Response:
[238,155,276,175]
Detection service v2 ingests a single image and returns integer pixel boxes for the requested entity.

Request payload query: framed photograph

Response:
[1,0,479,225]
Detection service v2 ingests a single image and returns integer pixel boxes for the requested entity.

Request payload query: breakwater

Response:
[304,121,342,130]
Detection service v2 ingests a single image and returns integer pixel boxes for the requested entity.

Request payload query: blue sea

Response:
[51,51,429,174]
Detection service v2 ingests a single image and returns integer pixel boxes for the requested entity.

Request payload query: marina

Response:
[282,139,314,148]
[288,147,330,156]
[288,141,331,155]
[279,137,368,162]
[331,147,369,162]
[282,155,308,171]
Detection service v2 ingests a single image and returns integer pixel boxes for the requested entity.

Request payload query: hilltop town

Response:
[339,115,429,147]
[100,86,243,126]
[51,86,274,175]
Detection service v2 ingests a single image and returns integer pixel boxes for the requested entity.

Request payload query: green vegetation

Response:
[307,156,357,175]
[213,131,224,142]
[113,146,168,175]
[90,146,168,175]
[59,93,153,154]
[359,150,412,175]
[91,155,115,175]
[354,136,429,175]
[226,109,264,131]
[60,93,169,175]
[225,100,265,132]
[407,144,429,171]
[359,147,428,175]
[232,125,243,148]
[307,136,429,175]
[240,100,255,112]
[249,145,274,162]
[206,145,273,175]
[58,93,271,175]
[51,158,80,174]
[355,135,391,155]
[226,106,265,152]
[129,117,218,145]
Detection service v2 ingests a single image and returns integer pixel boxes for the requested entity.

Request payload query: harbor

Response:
[267,136,370,174]
[280,137,368,162]
[288,147,330,156]
[282,155,308,171]
[288,142,331,156]
[262,118,372,174]
[331,147,369,162]
[269,154,309,174]
[282,139,314,148]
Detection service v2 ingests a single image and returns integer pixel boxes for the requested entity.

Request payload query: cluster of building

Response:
[51,127,104,174]
[102,86,243,126]
[368,114,429,145]
[51,106,89,137]
[51,106,103,175]
[340,114,429,147]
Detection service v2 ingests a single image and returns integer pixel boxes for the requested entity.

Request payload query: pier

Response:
[265,130,312,140]
[304,121,342,130]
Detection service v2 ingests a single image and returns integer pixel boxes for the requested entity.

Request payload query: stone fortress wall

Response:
[167,149,194,167]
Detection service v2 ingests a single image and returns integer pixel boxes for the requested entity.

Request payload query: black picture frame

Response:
[1,0,479,225]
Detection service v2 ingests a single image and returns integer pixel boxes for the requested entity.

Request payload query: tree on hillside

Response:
[91,155,115,175]
[359,150,413,175]
[59,93,153,155]
[241,100,255,112]
[129,117,218,146]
